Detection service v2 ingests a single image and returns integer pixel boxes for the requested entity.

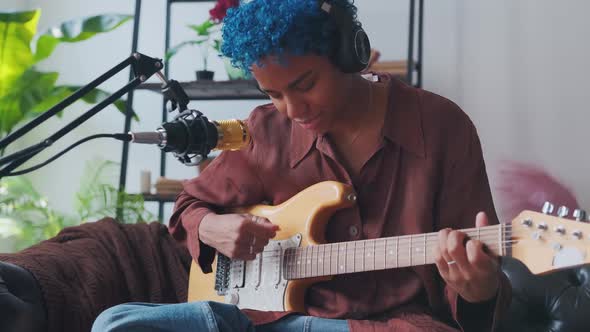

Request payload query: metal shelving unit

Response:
[119,0,424,222]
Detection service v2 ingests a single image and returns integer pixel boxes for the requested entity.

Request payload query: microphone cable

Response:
[3,133,131,177]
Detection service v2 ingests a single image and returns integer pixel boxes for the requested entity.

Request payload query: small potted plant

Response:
[165,18,220,80]
[165,0,240,81]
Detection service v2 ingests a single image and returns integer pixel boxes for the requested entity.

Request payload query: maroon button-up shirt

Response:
[169,76,510,332]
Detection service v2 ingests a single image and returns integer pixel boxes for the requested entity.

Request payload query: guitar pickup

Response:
[230,260,245,288]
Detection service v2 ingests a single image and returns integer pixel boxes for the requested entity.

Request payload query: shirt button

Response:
[349,225,359,238]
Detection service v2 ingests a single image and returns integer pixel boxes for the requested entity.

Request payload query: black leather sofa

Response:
[1,258,589,332]
[498,257,590,332]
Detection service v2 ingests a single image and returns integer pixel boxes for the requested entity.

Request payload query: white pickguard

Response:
[224,234,302,311]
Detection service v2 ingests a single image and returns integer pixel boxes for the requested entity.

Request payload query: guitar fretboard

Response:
[282,224,508,280]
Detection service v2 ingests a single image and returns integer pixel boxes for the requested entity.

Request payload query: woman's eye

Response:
[298,80,316,92]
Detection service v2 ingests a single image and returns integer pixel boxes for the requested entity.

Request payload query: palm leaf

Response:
[165,40,206,61]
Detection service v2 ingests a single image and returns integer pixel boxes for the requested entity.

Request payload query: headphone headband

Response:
[318,0,371,73]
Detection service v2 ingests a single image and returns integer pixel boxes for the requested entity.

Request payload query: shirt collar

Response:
[289,120,317,168]
[288,75,425,168]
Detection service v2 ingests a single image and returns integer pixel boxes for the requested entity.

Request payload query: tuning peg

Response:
[573,209,587,222]
[542,202,555,215]
[557,206,569,218]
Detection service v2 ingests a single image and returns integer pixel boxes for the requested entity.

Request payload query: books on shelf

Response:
[154,177,184,196]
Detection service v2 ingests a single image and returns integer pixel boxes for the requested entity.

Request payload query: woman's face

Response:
[251,54,354,135]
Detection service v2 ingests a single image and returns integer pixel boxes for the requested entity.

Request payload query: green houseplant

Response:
[0,10,154,253]
[0,159,154,252]
[0,9,134,149]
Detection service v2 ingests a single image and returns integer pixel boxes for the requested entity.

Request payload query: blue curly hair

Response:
[220,0,359,74]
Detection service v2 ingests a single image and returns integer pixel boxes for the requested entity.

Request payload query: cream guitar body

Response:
[188,181,590,313]
[188,181,356,312]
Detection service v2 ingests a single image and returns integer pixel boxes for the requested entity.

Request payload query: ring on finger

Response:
[251,215,261,223]
[446,260,456,266]
[251,236,256,246]
[249,245,254,255]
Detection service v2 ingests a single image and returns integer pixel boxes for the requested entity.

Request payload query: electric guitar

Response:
[187,181,590,312]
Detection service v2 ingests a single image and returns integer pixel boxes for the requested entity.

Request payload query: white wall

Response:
[0,1,25,10]
[451,1,590,212]
[4,0,589,222]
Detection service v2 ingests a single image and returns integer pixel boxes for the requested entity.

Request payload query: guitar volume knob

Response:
[227,292,239,305]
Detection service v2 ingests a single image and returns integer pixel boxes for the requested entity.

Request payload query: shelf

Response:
[169,0,214,3]
[142,193,178,203]
[137,80,270,100]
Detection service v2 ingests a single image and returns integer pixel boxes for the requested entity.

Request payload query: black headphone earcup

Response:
[320,0,371,73]
[336,26,370,73]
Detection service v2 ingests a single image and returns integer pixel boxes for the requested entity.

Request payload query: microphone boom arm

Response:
[0,53,163,179]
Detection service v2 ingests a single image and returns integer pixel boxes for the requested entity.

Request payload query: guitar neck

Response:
[283,224,509,280]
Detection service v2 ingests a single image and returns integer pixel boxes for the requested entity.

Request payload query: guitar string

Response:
[224,224,572,277]
[229,239,524,279]
[245,228,519,259]
[240,236,521,268]
[259,239,526,262]
[253,225,519,260]
[262,242,519,279]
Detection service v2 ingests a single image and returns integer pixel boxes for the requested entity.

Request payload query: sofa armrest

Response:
[499,256,590,332]
[0,261,47,332]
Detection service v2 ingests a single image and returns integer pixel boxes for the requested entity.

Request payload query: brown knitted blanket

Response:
[0,218,192,332]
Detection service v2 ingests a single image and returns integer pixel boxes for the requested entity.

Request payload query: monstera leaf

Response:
[0,69,58,134]
[33,13,132,63]
[0,10,39,97]
[0,10,133,139]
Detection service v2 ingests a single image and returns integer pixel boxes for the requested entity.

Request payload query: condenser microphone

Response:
[126,110,250,166]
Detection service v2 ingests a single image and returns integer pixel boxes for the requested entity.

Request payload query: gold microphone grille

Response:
[214,119,251,151]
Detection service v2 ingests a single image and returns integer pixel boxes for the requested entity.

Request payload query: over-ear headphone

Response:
[319,0,371,73]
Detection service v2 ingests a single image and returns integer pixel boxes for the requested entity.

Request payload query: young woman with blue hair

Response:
[93,1,509,331]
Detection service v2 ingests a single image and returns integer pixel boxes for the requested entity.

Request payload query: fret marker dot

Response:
[297,261,300,265]
[340,265,344,270]
[389,250,394,255]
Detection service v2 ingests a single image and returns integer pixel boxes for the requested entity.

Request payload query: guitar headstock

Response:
[509,202,590,275]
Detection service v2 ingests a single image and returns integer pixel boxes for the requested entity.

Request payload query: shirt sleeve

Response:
[168,113,266,273]
[435,120,511,332]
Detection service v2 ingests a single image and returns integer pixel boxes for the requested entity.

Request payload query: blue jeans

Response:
[92,301,350,332]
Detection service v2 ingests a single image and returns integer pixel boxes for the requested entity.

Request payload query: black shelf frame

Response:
[136,80,269,100]
[120,0,424,222]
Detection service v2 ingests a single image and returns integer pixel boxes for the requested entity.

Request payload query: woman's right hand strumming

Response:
[198,213,279,260]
